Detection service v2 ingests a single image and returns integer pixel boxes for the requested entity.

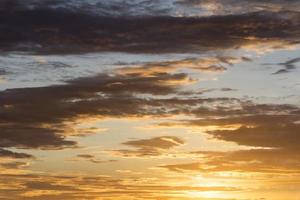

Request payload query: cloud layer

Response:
[0,3,299,54]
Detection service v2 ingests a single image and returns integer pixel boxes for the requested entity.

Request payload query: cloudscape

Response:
[0,0,300,199]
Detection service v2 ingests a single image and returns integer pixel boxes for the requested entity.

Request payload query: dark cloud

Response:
[175,0,300,14]
[272,57,300,74]
[174,113,299,127]
[0,148,33,159]
[0,5,299,54]
[0,125,76,150]
[161,148,300,174]
[0,0,173,17]
[211,124,300,149]
[116,57,237,76]
[0,1,299,199]
[2,67,293,152]
[3,0,300,17]
[76,154,94,159]
[123,136,185,149]
[159,104,300,150]
[0,69,7,75]
[159,104,300,174]
[185,107,300,150]
[0,71,194,150]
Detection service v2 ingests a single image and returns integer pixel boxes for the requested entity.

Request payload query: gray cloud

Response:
[161,148,300,174]
[210,124,300,149]
[0,0,174,17]
[175,0,300,15]
[159,104,300,174]
[272,57,300,74]
[0,148,33,159]
[2,65,298,151]
[0,5,299,54]
[0,71,194,150]
[3,0,300,17]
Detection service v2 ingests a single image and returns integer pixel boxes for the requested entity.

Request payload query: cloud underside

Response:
[1,61,300,164]
[1,0,300,17]
[0,148,33,159]
[0,67,235,151]
[2,64,299,153]
[159,111,300,174]
[176,0,300,14]
[0,7,299,54]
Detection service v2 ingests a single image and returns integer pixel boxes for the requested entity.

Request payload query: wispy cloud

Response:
[109,136,185,157]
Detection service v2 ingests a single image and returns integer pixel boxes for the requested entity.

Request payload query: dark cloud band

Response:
[0,6,299,54]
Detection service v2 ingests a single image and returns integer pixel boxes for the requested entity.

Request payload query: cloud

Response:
[156,102,300,175]
[110,136,185,157]
[0,161,29,170]
[161,148,300,174]
[123,136,185,149]
[0,148,33,159]
[0,69,7,75]
[0,125,76,150]
[3,0,300,17]
[75,154,117,164]
[0,173,239,199]
[0,5,299,54]
[2,65,294,154]
[0,0,174,17]
[116,57,235,76]
[158,103,300,128]
[184,107,300,150]
[175,0,300,15]
[271,57,300,74]
[1,1,300,199]
[210,124,300,149]
[1,63,254,151]
[76,154,94,159]
[0,71,193,150]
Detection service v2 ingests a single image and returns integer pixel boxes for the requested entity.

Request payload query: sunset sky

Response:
[0,1,300,200]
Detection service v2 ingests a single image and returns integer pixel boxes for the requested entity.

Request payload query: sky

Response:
[0,0,300,200]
